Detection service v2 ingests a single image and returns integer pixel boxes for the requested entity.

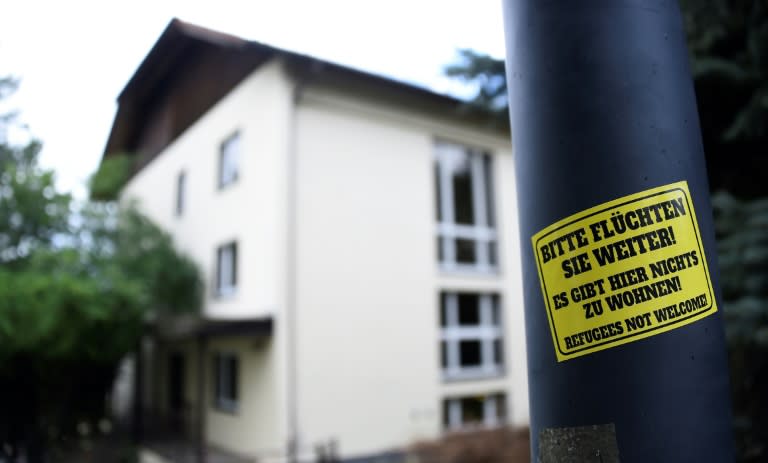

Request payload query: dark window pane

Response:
[212,354,221,401]
[457,294,479,325]
[169,353,185,411]
[225,357,233,399]
[492,295,501,325]
[219,132,240,188]
[459,340,482,367]
[216,242,238,293]
[215,248,222,291]
[456,239,476,264]
[488,241,497,267]
[450,152,475,225]
[442,400,451,428]
[441,341,448,368]
[437,237,444,263]
[440,293,448,326]
[483,154,495,227]
[461,397,485,424]
[176,171,185,216]
[458,304,480,325]
[231,242,238,287]
[228,356,238,401]
[496,394,507,421]
[494,339,504,366]
[434,161,442,221]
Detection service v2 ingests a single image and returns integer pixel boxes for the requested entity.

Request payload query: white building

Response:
[104,18,528,463]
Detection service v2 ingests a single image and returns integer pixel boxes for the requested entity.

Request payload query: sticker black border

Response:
[533,186,716,359]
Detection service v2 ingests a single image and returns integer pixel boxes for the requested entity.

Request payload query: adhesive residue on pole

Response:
[532,181,717,361]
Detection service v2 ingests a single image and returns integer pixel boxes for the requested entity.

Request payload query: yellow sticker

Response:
[532,181,717,362]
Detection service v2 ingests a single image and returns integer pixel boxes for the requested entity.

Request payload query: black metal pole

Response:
[502,1,733,461]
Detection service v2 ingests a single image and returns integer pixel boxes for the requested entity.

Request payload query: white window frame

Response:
[215,241,237,298]
[441,292,503,381]
[444,393,506,431]
[218,131,240,189]
[434,142,497,273]
[213,352,238,413]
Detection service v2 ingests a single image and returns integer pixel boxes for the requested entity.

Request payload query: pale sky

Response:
[0,1,506,197]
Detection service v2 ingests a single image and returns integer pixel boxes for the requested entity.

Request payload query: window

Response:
[212,352,238,413]
[440,292,503,380]
[434,142,497,272]
[218,131,240,188]
[175,170,186,216]
[442,393,506,431]
[215,242,237,297]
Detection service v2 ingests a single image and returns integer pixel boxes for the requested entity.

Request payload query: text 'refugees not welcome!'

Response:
[531,181,717,361]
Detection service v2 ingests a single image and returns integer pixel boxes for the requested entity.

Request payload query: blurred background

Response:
[0,1,765,462]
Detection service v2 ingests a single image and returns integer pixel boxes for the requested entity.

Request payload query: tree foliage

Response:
[444,49,509,124]
[88,154,133,201]
[0,79,202,462]
[713,192,768,462]
[446,1,768,195]
[681,0,768,196]
[682,0,768,142]
[0,79,70,267]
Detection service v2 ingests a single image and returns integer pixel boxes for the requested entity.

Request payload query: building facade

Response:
[106,19,528,463]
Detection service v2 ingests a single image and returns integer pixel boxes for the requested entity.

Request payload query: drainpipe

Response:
[502,1,733,461]
[285,57,325,463]
[284,71,300,463]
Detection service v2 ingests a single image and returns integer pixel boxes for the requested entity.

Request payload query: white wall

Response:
[122,60,293,320]
[121,59,295,457]
[205,336,280,456]
[121,57,529,461]
[293,87,528,460]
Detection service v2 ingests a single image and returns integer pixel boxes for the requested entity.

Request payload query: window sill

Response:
[443,421,507,435]
[438,265,500,277]
[217,177,239,191]
[214,288,238,300]
[441,369,506,383]
[212,401,238,415]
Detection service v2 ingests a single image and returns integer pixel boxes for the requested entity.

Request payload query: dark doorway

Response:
[168,352,185,431]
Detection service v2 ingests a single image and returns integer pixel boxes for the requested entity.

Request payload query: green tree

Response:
[713,192,768,461]
[681,0,768,196]
[0,78,71,268]
[0,80,202,462]
[444,49,509,126]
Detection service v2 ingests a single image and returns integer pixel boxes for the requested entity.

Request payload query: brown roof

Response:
[102,18,501,166]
